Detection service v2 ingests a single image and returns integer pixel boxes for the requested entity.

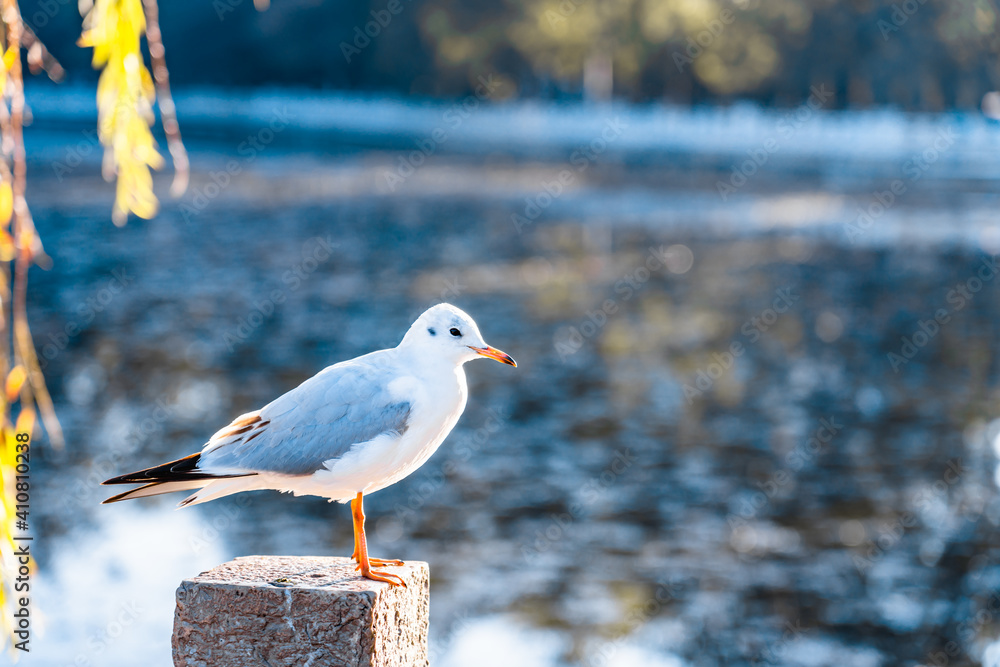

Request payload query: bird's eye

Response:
[449,327,461,337]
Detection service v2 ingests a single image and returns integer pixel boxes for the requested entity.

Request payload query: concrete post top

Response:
[188,555,429,593]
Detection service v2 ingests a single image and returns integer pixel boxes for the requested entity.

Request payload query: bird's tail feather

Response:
[102,480,207,504]
[102,451,256,505]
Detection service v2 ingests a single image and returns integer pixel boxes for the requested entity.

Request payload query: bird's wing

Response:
[199,353,412,476]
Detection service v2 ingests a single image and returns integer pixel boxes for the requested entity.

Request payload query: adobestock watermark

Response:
[683,286,798,403]
[52,129,100,181]
[716,85,833,201]
[540,0,583,29]
[53,91,147,180]
[843,126,957,243]
[554,245,693,360]
[511,116,628,234]
[582,577,695,667]
[25,0,74,30]
[64,397,175,509]
[427,610,476,665]
[189,494,253,553]
[877,0,928,40]
[39,267,133,370]
[70,599,144,667]
[377,407,507,542]
[381,74,505,193]
[913,591,1000,667]
[956,591,1000,647]
[852,458,972,574]
[521,447,636,564]
[373,274,471,369]
[750,620,807,666]
[672,6,739,72]
[887,255,998,372]
[213,0,269,21]
[339,0,415,63]
[221,235,334,352]
[728,416,843,554]
[180,107,291,222]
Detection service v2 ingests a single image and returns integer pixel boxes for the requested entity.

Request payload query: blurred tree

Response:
[503,0,806,99]
[12,0,1000,108]
[416,0,999,107]
[2,0,189,655]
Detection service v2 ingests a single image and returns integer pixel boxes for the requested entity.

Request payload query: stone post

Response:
[172,555,429,667]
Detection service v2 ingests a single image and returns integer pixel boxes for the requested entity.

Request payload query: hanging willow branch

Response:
[141,0,187,198]
[0,0,64,656]
[0,0,224,653]
[79,0,188,226]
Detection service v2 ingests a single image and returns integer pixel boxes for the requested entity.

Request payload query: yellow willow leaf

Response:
[14,408,34,442]
[122,52,140,78]
[0,233,14,262]
[139,146,164,169]
[126,177,157,206]
[148,153,165,170]
[95,79,115,112]
[2,47,17,73]
[122,0,146,33]
[128,192,158,219]
[140,68,155,101]
[116,170,157,219]
[3,424,19,466]
[5,367,25,404]
[117,35,138,69]
[82,0,168,226]
[0,182,11,227]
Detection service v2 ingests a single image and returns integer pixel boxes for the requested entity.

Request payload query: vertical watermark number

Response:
[12,430,31,652]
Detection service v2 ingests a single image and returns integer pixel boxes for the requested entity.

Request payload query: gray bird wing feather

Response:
[199,351,412,476]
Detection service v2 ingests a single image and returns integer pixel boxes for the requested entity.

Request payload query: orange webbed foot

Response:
[359,564,407,587]
[369,557,405,567]
[350,491,406,586]
[351,551,403,567]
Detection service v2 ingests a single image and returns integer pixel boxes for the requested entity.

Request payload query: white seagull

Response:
[103,303,516,586]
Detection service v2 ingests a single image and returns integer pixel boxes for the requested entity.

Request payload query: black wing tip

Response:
[102,486,144,503]
[101,474,133,486]
[102,452,203,485]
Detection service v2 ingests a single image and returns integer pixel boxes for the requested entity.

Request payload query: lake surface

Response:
[14,94,1000,667]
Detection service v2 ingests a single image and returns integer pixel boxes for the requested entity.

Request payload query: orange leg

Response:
[350,491,406,586]
[351,507,361,561]
[349,494,403,567]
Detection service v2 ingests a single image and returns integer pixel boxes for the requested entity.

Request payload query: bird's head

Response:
[401,303,517,367]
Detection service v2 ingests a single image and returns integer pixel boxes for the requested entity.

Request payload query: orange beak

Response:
[468,345,517,367]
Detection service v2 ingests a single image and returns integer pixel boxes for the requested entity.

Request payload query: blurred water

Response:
[15,94,1000,667]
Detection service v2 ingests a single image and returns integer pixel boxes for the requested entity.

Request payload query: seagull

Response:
[102,303,516,586]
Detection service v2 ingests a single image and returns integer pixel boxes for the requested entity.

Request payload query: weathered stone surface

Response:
[172,556,429,667]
